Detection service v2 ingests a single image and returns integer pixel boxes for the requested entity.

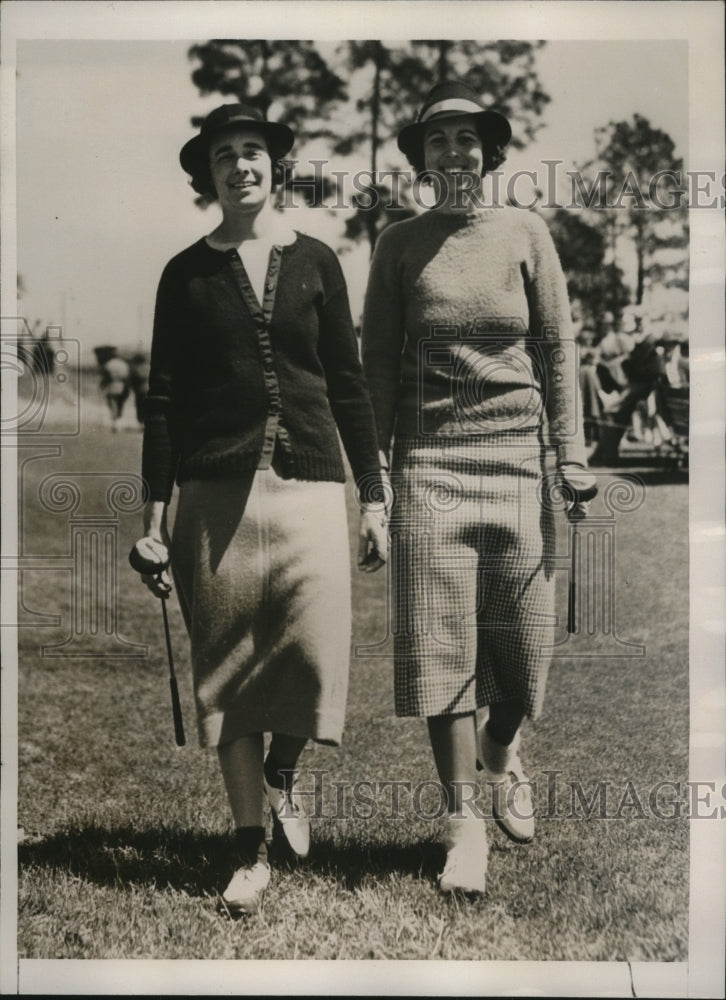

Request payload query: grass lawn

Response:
[15,387,689,962]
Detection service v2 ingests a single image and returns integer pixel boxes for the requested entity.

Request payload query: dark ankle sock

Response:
[485,718,516,748]
[486,697,525,747]
[264,752,296,792]
[234,826,268,867]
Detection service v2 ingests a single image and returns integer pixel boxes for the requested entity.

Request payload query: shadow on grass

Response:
[299,835,443,889]
[19,824,444,896]
[592,453,688,487]
[19,825,229,897]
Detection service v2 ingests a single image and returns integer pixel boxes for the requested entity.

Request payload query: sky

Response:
[11,33,692,360]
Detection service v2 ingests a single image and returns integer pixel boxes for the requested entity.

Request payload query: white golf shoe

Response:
[477,723,535,844]
[264,770,310,859]
[438,813,488,895]
[221,861,270,916]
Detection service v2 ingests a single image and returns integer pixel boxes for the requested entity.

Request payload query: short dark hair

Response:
[404,121,508,178]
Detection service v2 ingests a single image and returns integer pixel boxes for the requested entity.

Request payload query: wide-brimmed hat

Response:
[397,81,512,161]
[179,103,295,177]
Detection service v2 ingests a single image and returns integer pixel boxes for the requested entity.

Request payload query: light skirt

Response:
[171,469,351,747]
[390,431,556,719]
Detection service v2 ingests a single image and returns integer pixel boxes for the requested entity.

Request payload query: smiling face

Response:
[208,126,272,216]
[423,116,485,208]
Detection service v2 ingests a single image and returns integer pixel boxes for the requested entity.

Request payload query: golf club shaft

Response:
[161,594,185,747]
[567,527,579,634]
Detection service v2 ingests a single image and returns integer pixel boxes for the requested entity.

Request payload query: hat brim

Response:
[180,120,295,176]
[397,109,512,160]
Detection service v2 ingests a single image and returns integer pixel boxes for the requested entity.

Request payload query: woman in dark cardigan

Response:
[140,104,387,915]
[362,82,595,895]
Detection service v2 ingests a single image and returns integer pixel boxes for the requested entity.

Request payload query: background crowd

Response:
[92,346,150,432]
[17,313,689,468]
[577,306,689,466]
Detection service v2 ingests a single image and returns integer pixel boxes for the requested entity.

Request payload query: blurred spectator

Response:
[630,334,687,447]
[653,336,690,453]
[94,345,131,432]
[676,339,689,385]
[128,352,150,426]
[32,328,55,379]
[658,336,689,388]
[589,310,666,466]
[595,314,634,395]
[16,333,35,370]
[660,338,681,387]
[577,327,603,445]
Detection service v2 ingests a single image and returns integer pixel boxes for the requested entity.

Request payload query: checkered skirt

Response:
[389,430,556,719]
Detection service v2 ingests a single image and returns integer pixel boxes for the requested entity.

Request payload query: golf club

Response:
[129,538,185,746]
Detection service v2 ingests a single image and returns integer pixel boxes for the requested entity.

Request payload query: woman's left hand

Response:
[358,507,388,572]
[558,464,598,523]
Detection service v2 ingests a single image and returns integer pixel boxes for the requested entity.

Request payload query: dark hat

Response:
[397,81,512,161]
[93,345,119,365]
[179,103,295,177]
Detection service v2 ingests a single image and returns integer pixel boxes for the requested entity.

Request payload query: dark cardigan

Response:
[142,234,382,503]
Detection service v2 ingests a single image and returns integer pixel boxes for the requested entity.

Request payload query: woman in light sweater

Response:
[362,81,595,895]
[140,104,387,915]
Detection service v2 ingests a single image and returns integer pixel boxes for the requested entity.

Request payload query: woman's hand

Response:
[558,464,598,523]
[140,501,173,597]
[358,507,388,573]
[139,539,173,598]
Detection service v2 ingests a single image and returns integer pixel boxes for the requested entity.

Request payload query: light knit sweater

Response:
[361,206,587,467]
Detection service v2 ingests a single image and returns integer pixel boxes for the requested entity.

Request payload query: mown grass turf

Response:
[16,391,689,961]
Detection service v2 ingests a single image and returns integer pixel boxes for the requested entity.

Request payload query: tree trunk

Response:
[366,41,383,255]
[634,216,645,305]
[258,40,272,113]
[437,41,450,80]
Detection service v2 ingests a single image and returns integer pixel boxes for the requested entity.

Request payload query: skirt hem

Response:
[197,707,346,749]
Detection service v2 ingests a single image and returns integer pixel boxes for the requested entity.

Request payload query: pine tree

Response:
[547,210,630,335]
[581,114,688,314]
[335,40,551,251]
[186,39,551,252]
[188,40,346,137]
[187,40,347,208]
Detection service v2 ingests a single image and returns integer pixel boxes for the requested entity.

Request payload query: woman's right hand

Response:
[139,540,172,598]
[357,507,388,572]
[140,502,173,598]
[357,460,392,572]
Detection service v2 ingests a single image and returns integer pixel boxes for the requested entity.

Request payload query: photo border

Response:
[1,2,723,996]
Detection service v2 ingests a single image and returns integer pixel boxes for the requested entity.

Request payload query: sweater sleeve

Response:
[360,224,406,463]
[316,254,384,505]
[141,261,183,503]
[523,214,588,468]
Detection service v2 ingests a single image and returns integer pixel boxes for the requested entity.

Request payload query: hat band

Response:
[419,98,485,123]
[204,113,264,133]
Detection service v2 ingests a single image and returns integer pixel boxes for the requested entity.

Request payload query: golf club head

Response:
[129,536,170,576]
